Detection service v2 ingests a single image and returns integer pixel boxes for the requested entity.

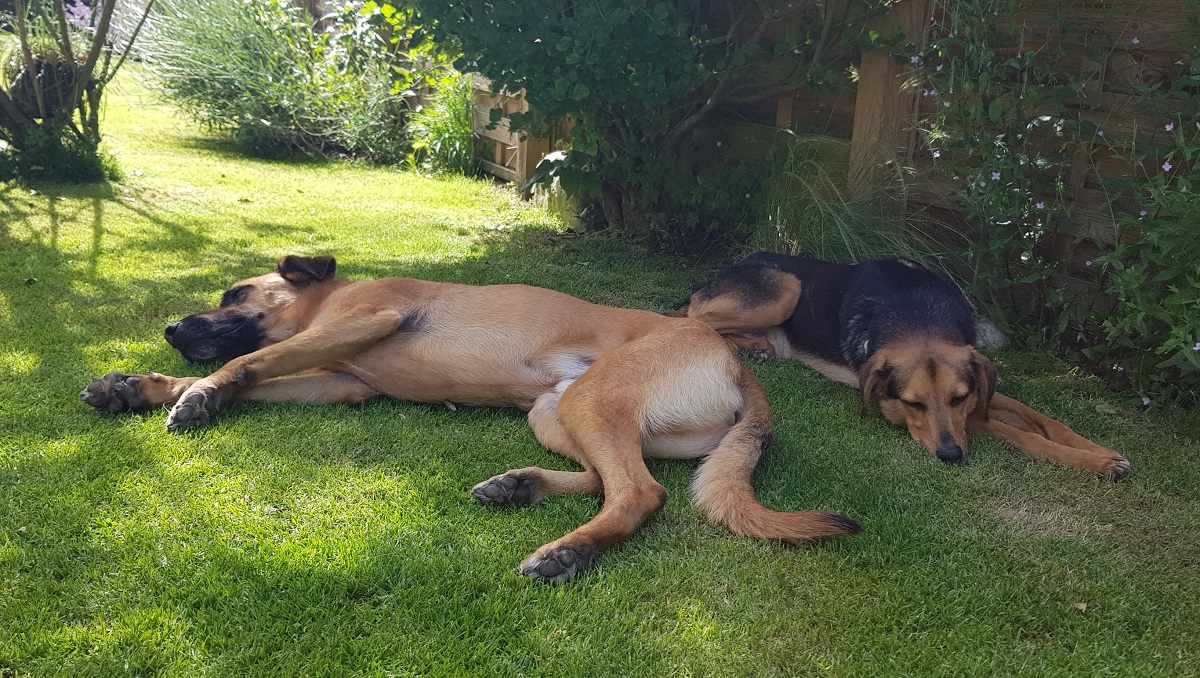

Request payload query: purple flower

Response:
[1098,129,1105,136]
[1140,209,1148,216]
[1193,342,1200,351]
[1142,396,1151,406]
[932,149,941,159]
[66,0,91,31]
[991,171,1001,180]
[1166,122,1175,132]
[911,55,920,63]
[1036,201,1045,209]
[1131,36,1140,45]
[1085,260,1093,267]
[936,64,944,72]
[979,180,987,187]
[944,101,951,108]
[1163,161,1173,172]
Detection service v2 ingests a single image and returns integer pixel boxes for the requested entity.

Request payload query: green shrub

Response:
[1088,185,1200,405]
[140,0,411,163]
[7,123,119,182]
[406,70,476,175]
[414,0,894,250]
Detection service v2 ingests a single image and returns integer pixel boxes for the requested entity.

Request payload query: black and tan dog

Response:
[80,255,860,582]
[684,252,1131,476]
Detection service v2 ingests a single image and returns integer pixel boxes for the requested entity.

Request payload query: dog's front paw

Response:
[80,372,148,413]
[1104,454,1133,479]
[166,383,217,432]
[519,543,596,583]
[472,472,537,506]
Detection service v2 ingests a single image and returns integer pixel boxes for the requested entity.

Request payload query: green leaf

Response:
[988,99,1003,122]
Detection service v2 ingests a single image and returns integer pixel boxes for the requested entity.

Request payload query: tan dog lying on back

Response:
[82,255,859,582]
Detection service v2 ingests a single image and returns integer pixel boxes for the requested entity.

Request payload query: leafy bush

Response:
[406,70,476,175]
[413,0,893,250]
[140,0,412,163]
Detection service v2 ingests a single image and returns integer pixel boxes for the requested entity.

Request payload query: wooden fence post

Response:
[848,0,930,195]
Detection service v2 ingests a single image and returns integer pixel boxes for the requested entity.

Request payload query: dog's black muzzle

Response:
[164,311,265,363]
[935,431,964,464]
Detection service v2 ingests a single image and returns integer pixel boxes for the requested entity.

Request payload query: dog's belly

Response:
[338,340,592,410]
[642,426,731,459]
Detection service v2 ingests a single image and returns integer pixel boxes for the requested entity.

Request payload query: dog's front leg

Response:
[165,309,402,431]
[81,372,200,413]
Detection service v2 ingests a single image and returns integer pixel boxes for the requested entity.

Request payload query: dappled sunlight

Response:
[2,68,1198,677]
[1,350,40,375]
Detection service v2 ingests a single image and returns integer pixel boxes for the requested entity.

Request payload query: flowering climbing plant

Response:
[914,0,1200,405]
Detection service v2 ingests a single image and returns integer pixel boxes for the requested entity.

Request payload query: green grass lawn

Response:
[2,77,1199,677]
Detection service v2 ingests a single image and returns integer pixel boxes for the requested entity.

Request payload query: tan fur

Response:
[860,339,981,457]
[82,257,859,582]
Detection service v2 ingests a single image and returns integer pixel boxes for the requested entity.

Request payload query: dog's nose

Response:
[935,443,963,463]
[164,321,180,342]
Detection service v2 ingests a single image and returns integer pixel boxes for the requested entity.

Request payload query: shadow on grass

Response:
[176,134,336,169]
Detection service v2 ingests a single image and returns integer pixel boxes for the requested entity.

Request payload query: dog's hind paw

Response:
[80,372,147,413]
[519,543,596,583]
[472,472,537,506]
[166,385,215,432]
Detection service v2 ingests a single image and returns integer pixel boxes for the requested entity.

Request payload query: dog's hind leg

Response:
[472,390,603,506]
[514,348,682,583]
[685,267,801,334]
[686,267,800,359]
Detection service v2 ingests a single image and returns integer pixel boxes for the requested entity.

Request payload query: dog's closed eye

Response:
[902,399,926,411]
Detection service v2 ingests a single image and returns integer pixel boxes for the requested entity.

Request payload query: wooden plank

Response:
[849,0,931,193]
[478,158,517,183]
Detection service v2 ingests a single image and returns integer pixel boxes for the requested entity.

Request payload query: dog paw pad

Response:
[472,473,537,506]
[166,387,214,432]
[80,372,146,413]
[519,544,595,583]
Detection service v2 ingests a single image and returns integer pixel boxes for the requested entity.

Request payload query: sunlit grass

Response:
[1,75,1198,676]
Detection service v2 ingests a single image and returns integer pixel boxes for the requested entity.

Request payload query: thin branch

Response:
[13,0,49,120]
[70,0,117,117]
[665,0,780,148]
[51,0,75,60]
[104,0,156,83]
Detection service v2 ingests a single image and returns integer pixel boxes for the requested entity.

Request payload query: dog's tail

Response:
[690,365,862,544]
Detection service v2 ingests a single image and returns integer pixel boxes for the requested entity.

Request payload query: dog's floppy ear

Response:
[969,349,997,419]
[858,354,892,418]
[278,255,336,286]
